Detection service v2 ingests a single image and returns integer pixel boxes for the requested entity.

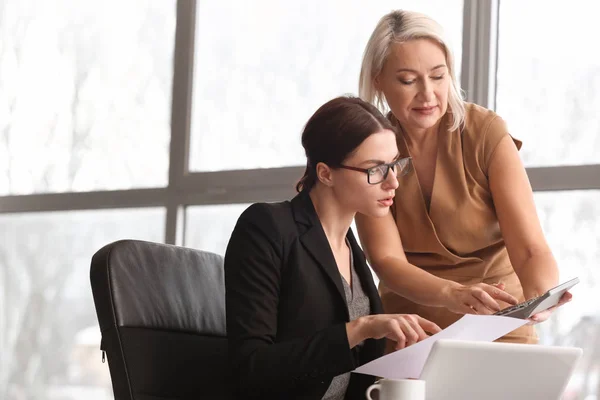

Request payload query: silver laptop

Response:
[420,339,582,400]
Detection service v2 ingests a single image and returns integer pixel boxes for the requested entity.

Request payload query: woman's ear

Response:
[374,74,381,91]
[315,162,334,187]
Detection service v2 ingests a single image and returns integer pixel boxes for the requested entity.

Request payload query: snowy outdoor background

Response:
[0,1,598,399]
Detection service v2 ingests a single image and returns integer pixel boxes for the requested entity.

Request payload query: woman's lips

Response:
[413,105,437,115]
[378,197,394,207]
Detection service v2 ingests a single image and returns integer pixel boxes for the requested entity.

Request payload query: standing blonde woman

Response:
[356,10,572,345]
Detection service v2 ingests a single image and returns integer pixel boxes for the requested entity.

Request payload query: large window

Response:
[495,1,600,398]
[189,0,464,172]
[0,208,165,400]
[184,203,250,255]
[0,0,175,195]
[496,0,600,167]
[533,190,600,399]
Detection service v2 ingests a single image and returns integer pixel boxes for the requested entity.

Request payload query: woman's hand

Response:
[347,314,442,351]
[527,291,573,324]
[442,282,519,315]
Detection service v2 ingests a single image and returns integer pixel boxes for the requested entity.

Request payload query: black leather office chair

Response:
[90,239,232,400]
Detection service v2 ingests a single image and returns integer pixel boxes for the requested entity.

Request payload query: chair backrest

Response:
[90,239,232,400]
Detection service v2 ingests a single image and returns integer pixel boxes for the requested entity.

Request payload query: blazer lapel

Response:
[291,192,348,315]
[346,230,383,315]
[346,228,387,363]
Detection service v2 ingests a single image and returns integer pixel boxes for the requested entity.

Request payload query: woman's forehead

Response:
[386,39,447,70]
[349,130,399,162]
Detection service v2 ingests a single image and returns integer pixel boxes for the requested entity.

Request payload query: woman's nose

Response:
[419,79,435,102]
[382,168,399,190]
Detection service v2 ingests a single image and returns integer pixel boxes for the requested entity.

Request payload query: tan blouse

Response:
[381,102,536,344]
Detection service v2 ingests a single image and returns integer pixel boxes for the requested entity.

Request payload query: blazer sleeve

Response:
[224,203,356,396]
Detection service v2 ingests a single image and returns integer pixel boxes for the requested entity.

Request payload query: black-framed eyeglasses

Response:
[338,157,412,185]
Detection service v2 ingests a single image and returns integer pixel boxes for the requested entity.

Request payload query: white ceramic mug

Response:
[366,378,426,400]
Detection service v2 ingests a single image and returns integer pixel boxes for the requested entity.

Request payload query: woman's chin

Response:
[361,206,392,219]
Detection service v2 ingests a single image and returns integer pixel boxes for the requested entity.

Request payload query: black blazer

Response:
[224,190,385,400]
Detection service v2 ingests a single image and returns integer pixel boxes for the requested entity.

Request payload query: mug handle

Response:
[365,383,381,400]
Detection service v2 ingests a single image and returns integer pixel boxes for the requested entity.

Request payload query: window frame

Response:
[0,0,597,247]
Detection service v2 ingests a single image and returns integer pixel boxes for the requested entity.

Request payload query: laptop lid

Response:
[420,339,582,400]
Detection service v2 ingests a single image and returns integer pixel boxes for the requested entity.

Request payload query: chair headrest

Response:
[91,240,226,336]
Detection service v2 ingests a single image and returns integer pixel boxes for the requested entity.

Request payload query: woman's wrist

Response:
[519,268,559,300]
[346,317,369,348]
[438,280,462,307]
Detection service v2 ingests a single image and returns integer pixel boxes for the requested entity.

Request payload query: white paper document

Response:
[354,315,527,379]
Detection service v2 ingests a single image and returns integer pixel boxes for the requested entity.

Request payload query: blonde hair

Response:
[359,10,465,132]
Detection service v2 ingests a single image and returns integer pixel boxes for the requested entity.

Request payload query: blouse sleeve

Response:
[479,114,523,174]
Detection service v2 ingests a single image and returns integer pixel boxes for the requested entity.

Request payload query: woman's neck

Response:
[308,185,354,251]
[402,123,440,154]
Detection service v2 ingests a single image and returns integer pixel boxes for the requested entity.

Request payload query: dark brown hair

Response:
[296,95,396,192]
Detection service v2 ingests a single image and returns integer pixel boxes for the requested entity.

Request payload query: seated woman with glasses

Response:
[224,96,441,400]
